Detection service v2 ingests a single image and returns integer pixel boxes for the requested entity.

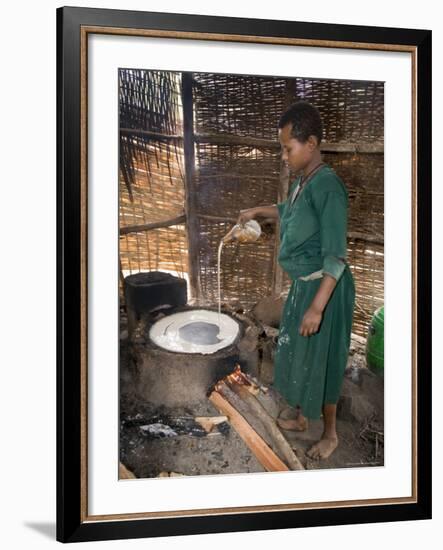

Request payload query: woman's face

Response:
[279,123,314,172]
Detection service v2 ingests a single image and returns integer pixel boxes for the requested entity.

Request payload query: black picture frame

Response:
[56,6,432,543]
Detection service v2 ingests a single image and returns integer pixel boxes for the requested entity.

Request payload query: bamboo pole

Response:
[120,128,183,141]
[194,133,384,154]
[348,231,384,245]
[120,214,186,235]
[120,127,383,154]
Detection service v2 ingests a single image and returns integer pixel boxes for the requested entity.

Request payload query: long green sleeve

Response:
[311,188,348,282]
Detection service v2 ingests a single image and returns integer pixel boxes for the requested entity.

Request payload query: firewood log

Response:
[223,379,304,471]
[209,390,289,472]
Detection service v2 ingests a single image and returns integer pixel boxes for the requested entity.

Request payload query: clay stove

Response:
[122,272,259,408]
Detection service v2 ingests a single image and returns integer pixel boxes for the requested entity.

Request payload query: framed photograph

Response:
[56,6,432,543]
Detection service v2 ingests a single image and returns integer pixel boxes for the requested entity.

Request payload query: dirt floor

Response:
[119,318,384,478]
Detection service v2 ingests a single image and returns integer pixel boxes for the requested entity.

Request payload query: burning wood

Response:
[226,364,260,394]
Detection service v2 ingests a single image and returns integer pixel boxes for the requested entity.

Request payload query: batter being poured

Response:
[218,220,261,324]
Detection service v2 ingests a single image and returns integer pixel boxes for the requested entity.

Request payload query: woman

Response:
[237,101,355,460]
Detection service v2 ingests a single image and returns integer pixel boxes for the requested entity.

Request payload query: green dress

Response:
[273,164,355,420]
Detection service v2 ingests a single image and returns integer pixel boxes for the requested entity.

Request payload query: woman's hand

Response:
[237,208,258,225]
[299,305,323,337]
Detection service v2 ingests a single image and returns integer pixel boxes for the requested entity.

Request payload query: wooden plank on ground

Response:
[224,380,304,471]
[209,390,289,472]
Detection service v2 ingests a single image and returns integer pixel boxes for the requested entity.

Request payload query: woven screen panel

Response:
[347,238,384,337]
[192,74,289,309]
[194,150,282,309]
[287,78,384,143]
[328,152,384,240]
[193,73,288,138]
[119,69,189,301]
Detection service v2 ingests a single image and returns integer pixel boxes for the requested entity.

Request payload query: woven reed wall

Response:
[119,70,188,300]
[119,69,384,338]
[323,152,384,337]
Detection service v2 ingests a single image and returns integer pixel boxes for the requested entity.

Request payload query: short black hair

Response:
[278,101,323,145]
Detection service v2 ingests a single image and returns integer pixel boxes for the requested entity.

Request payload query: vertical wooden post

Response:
[181,72,202,303]
[271,81,293,296]
[271,159,289,296]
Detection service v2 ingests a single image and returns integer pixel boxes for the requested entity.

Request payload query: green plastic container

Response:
[365,305,384,376]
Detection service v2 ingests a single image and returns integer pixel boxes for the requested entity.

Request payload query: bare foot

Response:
[306,435,338,460]
[277,415,309,432]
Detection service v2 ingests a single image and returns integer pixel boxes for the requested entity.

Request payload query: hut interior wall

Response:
[119,69,384,338]
[119,70,188,300]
